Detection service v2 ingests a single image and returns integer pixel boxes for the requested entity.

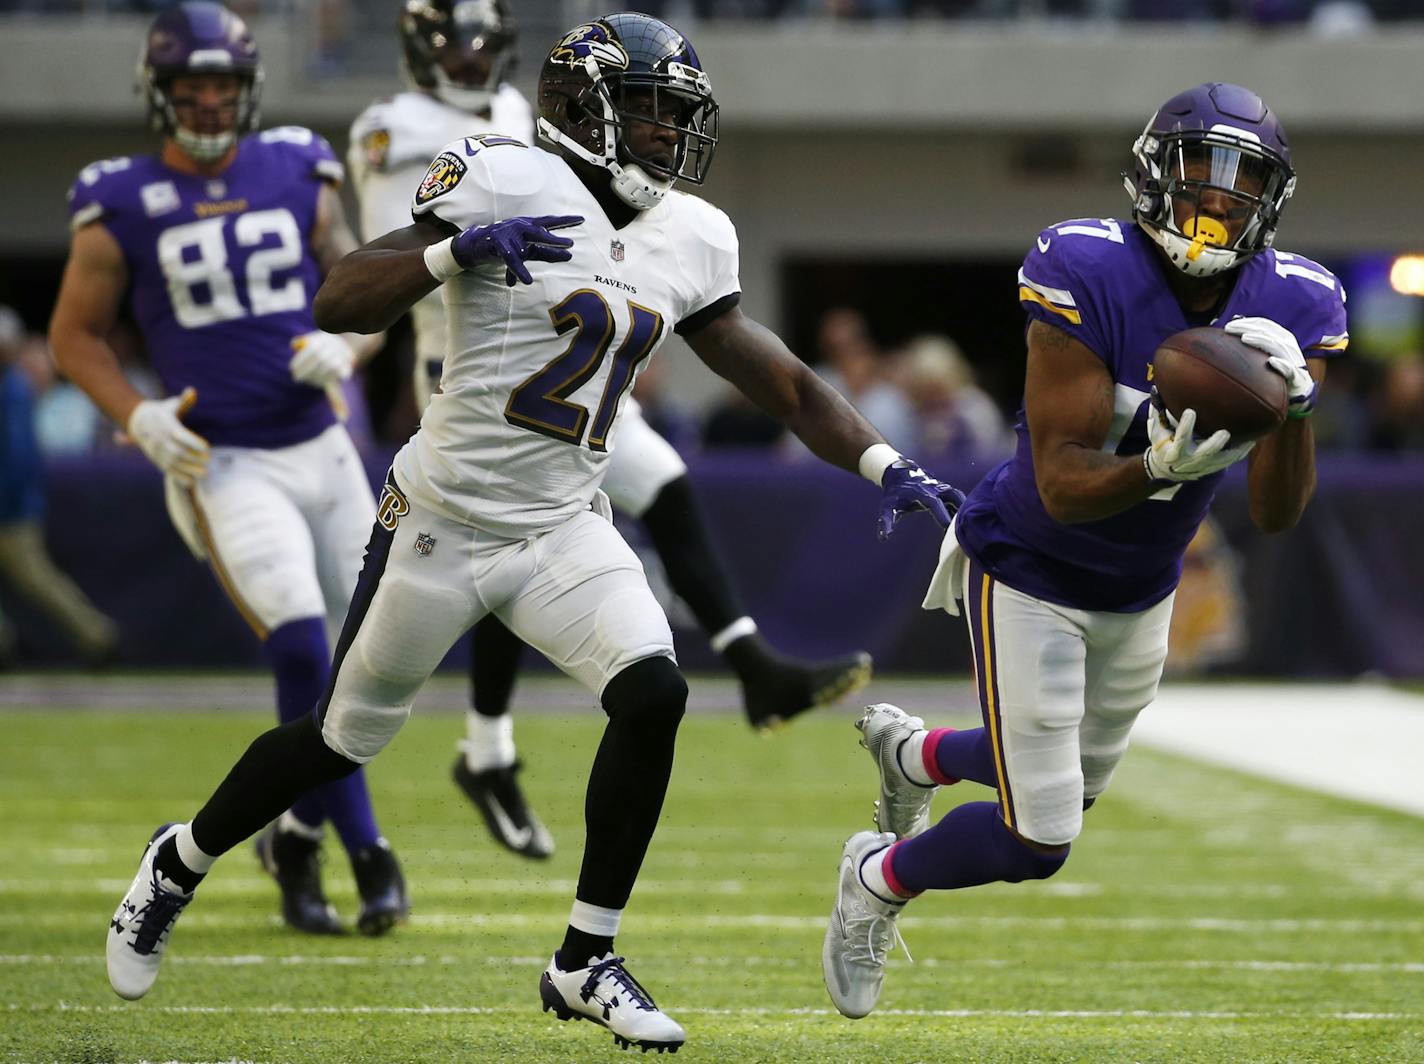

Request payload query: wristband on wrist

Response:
[423,236,463,283]
[1142,449,1171,486]
[858,443,903,485]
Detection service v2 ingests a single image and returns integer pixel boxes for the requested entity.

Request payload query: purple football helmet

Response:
[537,13,718,211]
[139,1,263,162]
[1124,83,1295,278]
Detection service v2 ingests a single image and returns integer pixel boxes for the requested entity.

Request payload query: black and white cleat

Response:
[539,953,684,1053]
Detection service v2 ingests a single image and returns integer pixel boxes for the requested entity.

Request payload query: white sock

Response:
[709,616,757,654]
[277,810,324,841]
[462,712,516,771]
[174,822,217,876]
[898,730,935,787]
[857,845,904,906]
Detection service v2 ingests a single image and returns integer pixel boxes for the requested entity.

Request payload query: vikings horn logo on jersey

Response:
[415,151,468,205]
[548,22,629,71]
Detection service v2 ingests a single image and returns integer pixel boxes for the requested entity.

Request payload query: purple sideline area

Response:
[9,450,1424,677]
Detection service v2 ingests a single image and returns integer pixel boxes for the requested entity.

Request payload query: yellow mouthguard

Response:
[1183,216,1229,262]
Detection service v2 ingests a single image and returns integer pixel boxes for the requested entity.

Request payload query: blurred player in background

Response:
[348,0,872,861]
[49,1,408,938]
[102,13,961,1051]
[822,82,1347,1018]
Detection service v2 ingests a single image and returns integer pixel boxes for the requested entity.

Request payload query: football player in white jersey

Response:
[348,0,873,863]
[102,13,961,1052]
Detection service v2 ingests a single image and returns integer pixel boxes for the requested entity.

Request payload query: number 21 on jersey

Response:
[505,289,664,452]
[156,208,305,329]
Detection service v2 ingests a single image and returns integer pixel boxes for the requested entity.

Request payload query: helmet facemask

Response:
[149,70,260,162]
[539,51,718,211]
[1128,127,1294,278]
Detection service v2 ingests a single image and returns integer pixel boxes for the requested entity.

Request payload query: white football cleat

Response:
[857,703,939,839]
[107,823,193,1000]
[539,952,685,1053]
[822,830,909,1019]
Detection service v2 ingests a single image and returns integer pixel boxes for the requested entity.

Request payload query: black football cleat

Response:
[453,758,554,859]
[254,824,344,936]
[739,649,874,732]
[351,839,409,936]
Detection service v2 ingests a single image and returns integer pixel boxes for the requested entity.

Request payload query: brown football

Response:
[1152,327,1288,442]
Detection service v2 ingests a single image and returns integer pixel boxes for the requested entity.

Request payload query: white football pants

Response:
[318,475,677,763]
[925,522,1174,847]
[164,424,375,638]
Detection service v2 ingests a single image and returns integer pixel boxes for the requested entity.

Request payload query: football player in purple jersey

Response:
[822,82,1347,1019]
[49,2,409,939]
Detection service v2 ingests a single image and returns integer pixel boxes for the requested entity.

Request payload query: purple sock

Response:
[924,727,997,788]
[265,617,380,851]
[887,801,1068,893]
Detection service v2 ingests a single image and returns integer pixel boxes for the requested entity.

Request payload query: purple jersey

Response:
[955,218,1348,613]
[66,127,344,449]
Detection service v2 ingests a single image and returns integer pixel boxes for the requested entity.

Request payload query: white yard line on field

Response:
[6,912,1422,933]
[4,954,1423,974]
[8,1002,1418,1022]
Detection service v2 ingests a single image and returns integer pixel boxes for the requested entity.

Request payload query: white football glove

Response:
[289,330,355,389]
[1143,401,1254,483]
[1224,315,1317,419]
[126,387,210,487]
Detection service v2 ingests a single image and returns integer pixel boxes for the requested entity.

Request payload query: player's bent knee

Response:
[1001,822,1071,881]
[320,699,410,764]
[601,655,687,732]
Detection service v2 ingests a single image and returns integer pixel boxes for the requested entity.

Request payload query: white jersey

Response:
[394,138,740,539]
[347,87,534,360]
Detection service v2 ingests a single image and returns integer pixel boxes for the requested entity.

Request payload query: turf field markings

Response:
[5,954,1423,974]
[12,1003,1421,1022]
[8,912,1423,933]
[0,876,751,896]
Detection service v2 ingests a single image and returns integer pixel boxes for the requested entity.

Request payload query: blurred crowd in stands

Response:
[1,0,1415,27]
[5,299,1424,472]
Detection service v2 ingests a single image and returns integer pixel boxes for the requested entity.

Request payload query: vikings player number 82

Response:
[156,207,307,328]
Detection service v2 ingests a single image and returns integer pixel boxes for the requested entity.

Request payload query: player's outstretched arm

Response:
[683,304,883,473]
[313,217,451,334]
[1026,320,1173,523]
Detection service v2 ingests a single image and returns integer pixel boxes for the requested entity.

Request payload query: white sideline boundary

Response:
[1133,682,1424,818]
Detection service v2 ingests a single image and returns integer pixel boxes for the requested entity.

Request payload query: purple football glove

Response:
[877,460,965,540]
[451,214,583,286]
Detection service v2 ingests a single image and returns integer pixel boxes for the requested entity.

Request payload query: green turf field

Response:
[2,686,1422,1063]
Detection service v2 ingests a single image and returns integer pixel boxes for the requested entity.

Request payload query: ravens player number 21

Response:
[347,0,876,866]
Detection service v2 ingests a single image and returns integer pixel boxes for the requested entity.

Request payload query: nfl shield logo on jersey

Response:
[610,239,625,262]
[413,531,436,557]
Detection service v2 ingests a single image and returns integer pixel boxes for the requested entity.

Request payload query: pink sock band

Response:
[921,727,961,786]
[881,840,921,899]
